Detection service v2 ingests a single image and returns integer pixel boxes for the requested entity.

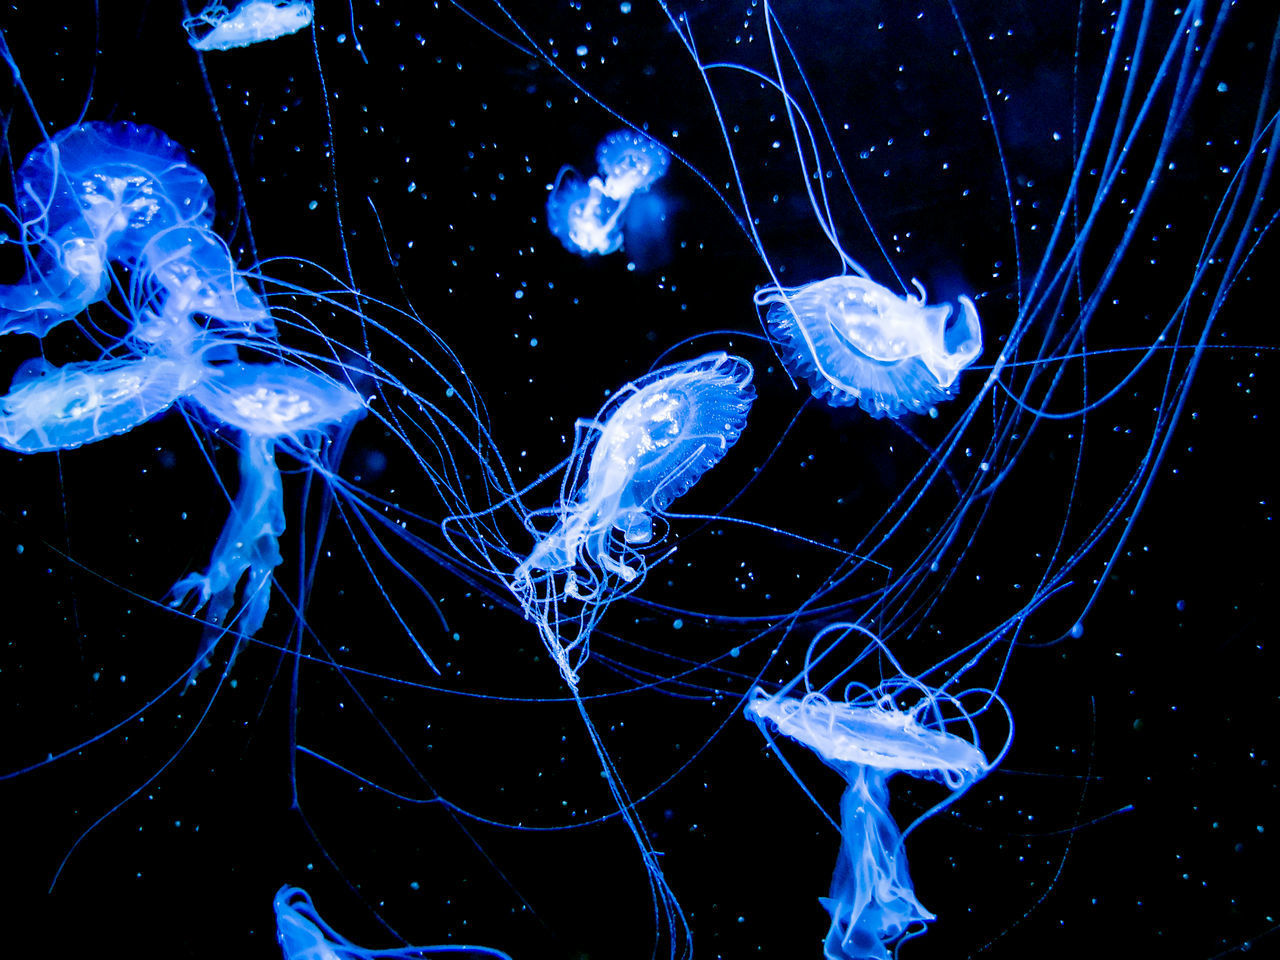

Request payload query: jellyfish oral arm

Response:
[170,433,285,681]
[822,765,934,960]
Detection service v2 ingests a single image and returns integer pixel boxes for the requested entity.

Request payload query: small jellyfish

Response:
[172,361,365,681]
[274,885,511,960]
[510,351,755,686]
[1,122,215,338]
[546,169,624,256]
[184,1,315,52]
[746,669,994,960]
[757,275,982,418]
[595,129,671,201]
[0,352,207,453]
[546,130,670,257]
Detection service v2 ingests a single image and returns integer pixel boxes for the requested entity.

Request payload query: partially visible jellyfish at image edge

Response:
[757,276,982,418]
[449,351,755,690]
[274,885,512,960]
[184,0,315,52]
[745,624,1010,960]
[546,130,670,257]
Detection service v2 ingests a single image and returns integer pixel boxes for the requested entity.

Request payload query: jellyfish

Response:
[757,275,982,418]
[595,129,671,201]
[545,130,670,257]
[546,169,624,256]
[172,361,365,681]
[0,352,208,453]
[184,1,315,52]
[745,625,1005,960]
[0,121,214,338]
[274,885,512,960]
[506,351,754,687]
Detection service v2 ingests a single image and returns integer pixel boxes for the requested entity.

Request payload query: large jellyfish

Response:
[274,885,512,960]
[745,626,1007,960]
[546,130,670,257]
[758,276,982,418]
[172,361,365,682]
[184,1,315,52]
[0,121,215,337]
[504,351,754,688]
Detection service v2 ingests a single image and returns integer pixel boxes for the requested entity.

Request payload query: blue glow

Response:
[546,130,670,257]
[504,351,754,687]
[746,625,1007,960]
[758,276,982,417]
[0,121,215,338]
[274,885,511,960]
[173,363,364,682]
[0,354,206,453]
[184,1,315,52]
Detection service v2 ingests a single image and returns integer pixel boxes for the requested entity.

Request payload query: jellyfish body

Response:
[135,225,273,339]
[546,170,624,256]
[512,352,755,685]
[0,353,207,453]
[746,689,989,960]
[595,130,671,201]
[173,362,365,681]
[546,131,670,257]
[274,885,512,960]
[1,121,214,337]
[184,1,315,52]
[758,275,982,418]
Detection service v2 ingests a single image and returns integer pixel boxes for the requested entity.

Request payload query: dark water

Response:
[0,2,1274,958]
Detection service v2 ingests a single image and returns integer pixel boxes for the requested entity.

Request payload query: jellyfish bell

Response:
[190,362,365,439]
[546,167,624,256]
[184,1,316,52]
[16,121,214,261]
[595,129,671,201]
[0,353,208,453]
[135,226,273,339]
[757,274,982,418]
[745,688,990,792]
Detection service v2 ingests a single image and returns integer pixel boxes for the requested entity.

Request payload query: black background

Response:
[0,2,1274,958]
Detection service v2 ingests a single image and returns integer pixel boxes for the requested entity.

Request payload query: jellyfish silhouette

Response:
[172,361,365,682]
[757,276,982,418]
[274,885,512,960]
[184,1,315,52]
[546,130,670,257]
[0,121,214,338]
[745,625,1005,960]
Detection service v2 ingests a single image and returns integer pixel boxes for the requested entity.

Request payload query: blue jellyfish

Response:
[0,352,208,453]
[507,351,754,687]
[595,129,671,201]
[546,130,670,257]
[745,626,1005,960]
[757,276,982,418]
[274,885,511,959]
[184,1,315,52]
[546,169,624,256]
[0,121,214,338]
[172,361,365,681]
